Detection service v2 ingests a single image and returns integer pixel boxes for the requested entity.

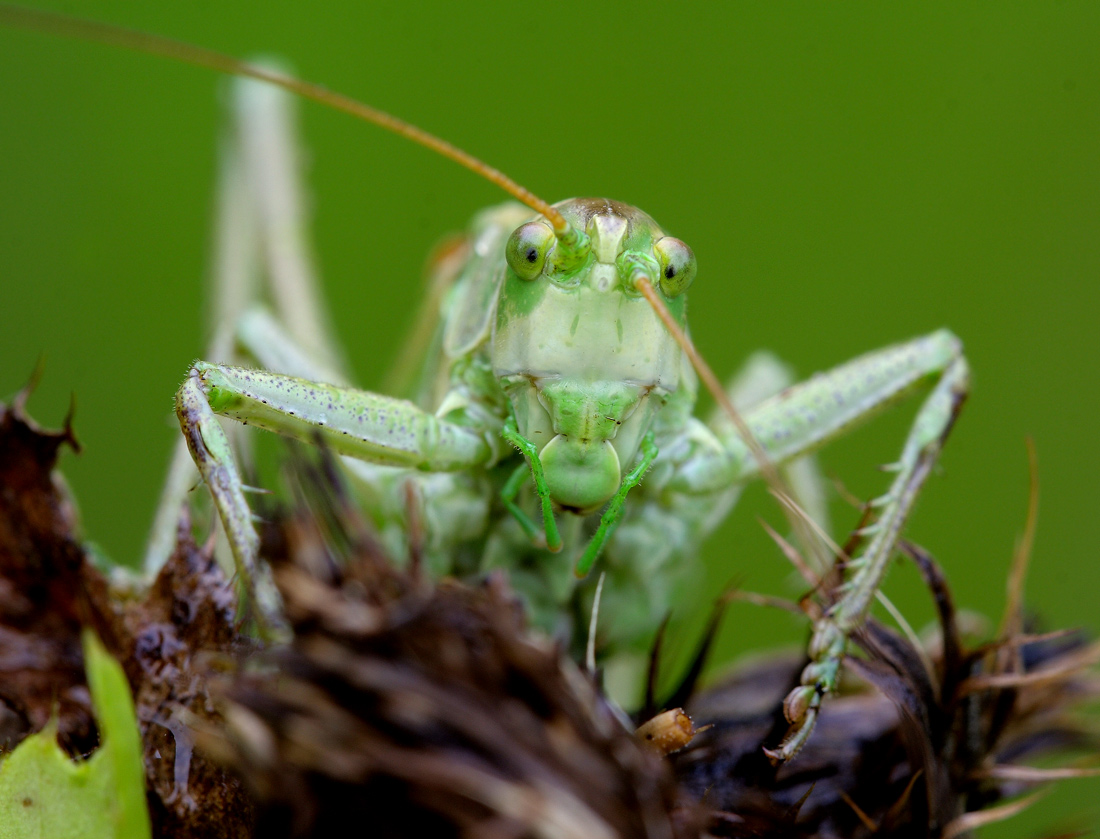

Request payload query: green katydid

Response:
[0,5,969,763]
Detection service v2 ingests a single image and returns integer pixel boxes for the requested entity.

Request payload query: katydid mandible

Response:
[0,4,970,763]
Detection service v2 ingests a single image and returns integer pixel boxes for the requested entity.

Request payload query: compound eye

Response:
[654,237,697,297]
[506,221,555,281]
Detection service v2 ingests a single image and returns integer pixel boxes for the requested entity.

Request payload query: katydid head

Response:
[492,198,696,512]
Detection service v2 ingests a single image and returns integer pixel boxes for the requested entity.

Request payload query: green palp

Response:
[574,432,658,578]
[501,416,562,553]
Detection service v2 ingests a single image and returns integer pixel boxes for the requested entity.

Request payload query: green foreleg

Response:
[193,362,491,470]
[147,78,346,576]
[501,417,562,553]
[176,360,494,630]
[575,433,658,578]
[176,368,271,626]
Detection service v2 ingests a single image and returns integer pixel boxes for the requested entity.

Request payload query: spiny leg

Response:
[766,346,968,762]
[176,369,266,621]
[668,329,969,760]
[676,331,965,491]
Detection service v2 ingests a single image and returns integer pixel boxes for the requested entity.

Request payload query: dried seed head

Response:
[636,709,699,756]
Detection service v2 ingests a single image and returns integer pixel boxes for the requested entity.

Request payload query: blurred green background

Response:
[1,3,1098,834]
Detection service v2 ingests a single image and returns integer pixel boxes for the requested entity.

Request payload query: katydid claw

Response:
[765,707,820,765]
[783,685,816,724]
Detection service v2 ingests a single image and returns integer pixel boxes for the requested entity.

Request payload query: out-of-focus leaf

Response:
[0,631,151,839]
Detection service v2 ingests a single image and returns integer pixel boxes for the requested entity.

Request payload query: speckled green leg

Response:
[662,330,968,760]
[175,360,493,622]
[176,368,267,623]
[146,75,347,575]
[675,330,967,494]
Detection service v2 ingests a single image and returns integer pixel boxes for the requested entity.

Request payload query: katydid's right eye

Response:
[654,237,696,297]
[506,222,554,280]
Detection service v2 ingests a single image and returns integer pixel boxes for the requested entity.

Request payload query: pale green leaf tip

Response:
[0,630,151,839]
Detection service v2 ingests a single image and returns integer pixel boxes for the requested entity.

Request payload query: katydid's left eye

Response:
[654,237,696,297]
[506,222,555,281]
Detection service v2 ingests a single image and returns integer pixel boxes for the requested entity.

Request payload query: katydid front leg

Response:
[146,76,349,575]
[672,328,969,762]
[175,361,494,625]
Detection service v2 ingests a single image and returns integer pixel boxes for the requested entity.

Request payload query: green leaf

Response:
[0,630,151,839]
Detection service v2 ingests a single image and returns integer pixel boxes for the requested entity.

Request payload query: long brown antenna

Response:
[2,4,796,524]
[635,277,823,558]
[635,279,777,482]
[0,3,571,235]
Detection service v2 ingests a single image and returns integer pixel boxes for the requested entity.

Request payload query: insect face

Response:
[492,198,694,512]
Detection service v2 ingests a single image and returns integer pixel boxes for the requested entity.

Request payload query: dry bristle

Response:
[672,539,1100,838]
[1000,436,1040,640]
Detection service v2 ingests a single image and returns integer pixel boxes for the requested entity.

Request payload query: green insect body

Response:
[0,5,972,763]
[177,138,966,703]
[171,79,969,764]
[179,196,710,649]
